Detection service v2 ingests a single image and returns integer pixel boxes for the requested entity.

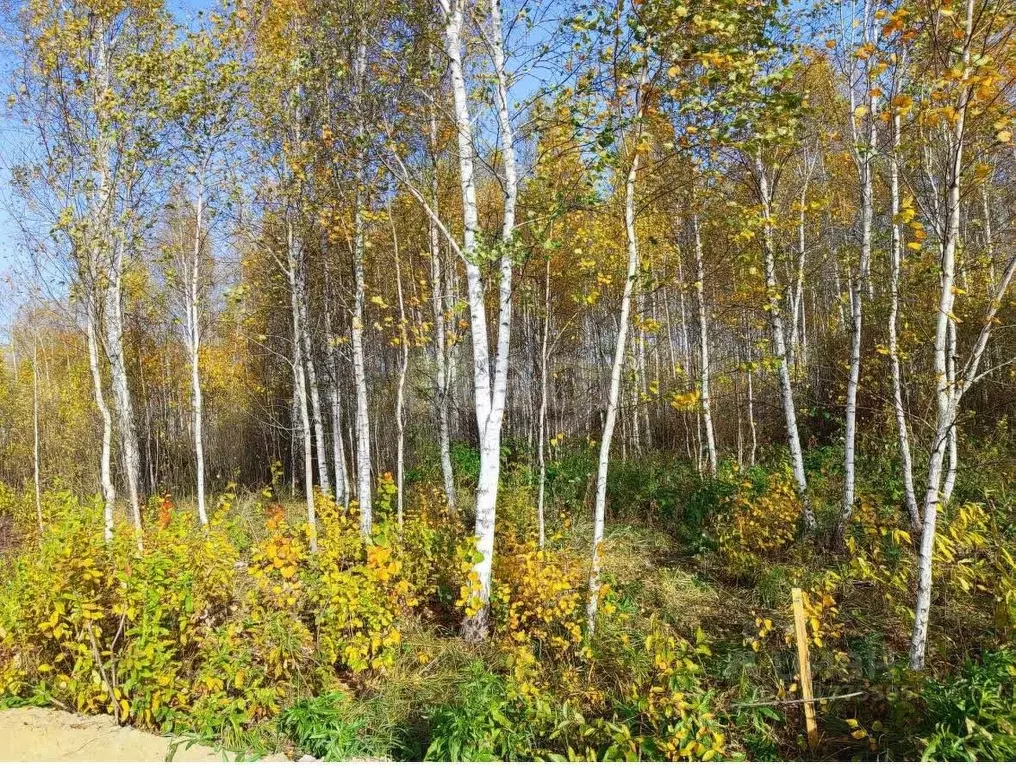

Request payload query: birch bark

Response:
[910,0,972,669]
[756,148,814,530]
[287,219,317,552]
[439,0,518,639]
[32,335,43,535]
[186,173,209,527]
[104,240,144,551]
[391,205,410,527]
[587,62,649,634]
[351,37,374,535]
[888,106,921,530]
[86,307,116,541]
[691,212,717,477]
[429,91,457,513]
[536,256,551,548]
[298,273,331,498]
[841,24,878,534]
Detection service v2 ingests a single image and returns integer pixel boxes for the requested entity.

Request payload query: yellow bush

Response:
[0,491,240,727]
[0,485,470,731]
[308,493,435,675]
[395,485,467,611]
[716,471,801,575]
[489,528,587,670]
[563,624,727,761]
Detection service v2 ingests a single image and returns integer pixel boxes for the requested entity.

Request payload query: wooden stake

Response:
[792,587,819,750]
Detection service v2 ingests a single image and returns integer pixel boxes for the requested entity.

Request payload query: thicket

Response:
[2,434,1015,761]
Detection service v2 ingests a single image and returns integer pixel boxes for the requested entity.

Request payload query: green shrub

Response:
[424,663,534,761]
[280,691,401,760]
[919,649,1016,761]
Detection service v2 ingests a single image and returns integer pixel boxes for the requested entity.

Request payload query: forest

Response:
[1,0,1016,761]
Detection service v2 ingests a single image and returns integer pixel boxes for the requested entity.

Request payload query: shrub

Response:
[424,663,535,761]
[0,491,241,728]
[489,529,587,665]
[715,468,801,577]
[280,690,401,760]
[0,482,469,746]
[918,649,1016,760]
[551,624,729,761]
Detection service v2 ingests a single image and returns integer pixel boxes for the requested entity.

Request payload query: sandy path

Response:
[0,707,275,762]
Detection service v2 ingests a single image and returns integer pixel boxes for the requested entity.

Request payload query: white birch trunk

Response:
[429,94,457,513]
[888,107,921,530]
[675,244,695,461]
[440,0,518,640]
[692,213,717,477]
[536,256,551,548]
[746,353,758,467]
[104,241,144,551]
[298,273,331,498]
[288,221,317,552]
[790,154,815,377]
[941,316,958,504]
[391,206,410,527]
[841,48,878,534]
[87,306,116,542]
[911,0,972,668]
[588,61,648,634]
[323,286,349,507]
[756,148,814,530]
[32,335,43,535]
[588,130,642,635]
[188,176,208,527]
[351,37,374,536]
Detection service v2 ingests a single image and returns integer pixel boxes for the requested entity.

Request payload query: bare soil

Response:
[0,706,274,762]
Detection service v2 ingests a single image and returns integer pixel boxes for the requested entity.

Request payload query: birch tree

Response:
[14,0,175,548]
[160,28,239,527]
[434,0,520,639]
[838,0,879,536]
[907,0,1016,670]
[587,54,650,634]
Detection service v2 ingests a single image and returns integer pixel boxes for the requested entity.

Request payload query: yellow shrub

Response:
[396,485,467,611]
[565,624,727,761]
[716,471,801,575]
[306,495,417,675]
[489,531,587,665]
[0,491,239,727]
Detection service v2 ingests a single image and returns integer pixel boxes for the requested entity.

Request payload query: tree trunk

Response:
[941,316,958,504]
[888,107,921,530]
[756,148,814,531]
[298,271,331,498]
[391,205,410,527]
[589,115,642,637]
[840,61,877,536]
[288,221,317,552]
[588,62,648,635]
[911,5,971,667]
[323,283,349,507]
[351,37,374,535]
[189,177,208,527]
[441,0,517,641]
[429,90,457,514]
[536,255,551,548]
[104,241,144,551]
[32,334,43,536]
[692,212,717,477]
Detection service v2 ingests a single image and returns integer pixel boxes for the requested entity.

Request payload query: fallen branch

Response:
[734,690,866,708]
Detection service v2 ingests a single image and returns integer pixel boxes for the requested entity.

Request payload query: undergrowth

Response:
[0,442,1014,760]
